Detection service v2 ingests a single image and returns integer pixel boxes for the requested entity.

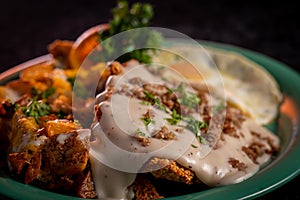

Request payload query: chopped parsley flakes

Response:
[21,97,51,123]
[176,83,201,109]
[136,128,146,137]
[140,83,206,144]
[98,0,163,64]
[165,109,181,125]
[31,87,56,99]
[140,110,155,130]
[183,116,207,135]
[143,91,167,112]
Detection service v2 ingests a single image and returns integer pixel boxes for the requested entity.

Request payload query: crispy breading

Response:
[44,120,79,137]
[42,131,89,176]
[147,157,197,185]
[129,174,163,200]
[7,108,92,195]
[76,169,97,199]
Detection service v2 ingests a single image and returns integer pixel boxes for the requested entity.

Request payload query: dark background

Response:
[0,0,299,199]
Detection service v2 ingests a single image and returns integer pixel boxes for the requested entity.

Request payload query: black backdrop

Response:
[0,0,299,199]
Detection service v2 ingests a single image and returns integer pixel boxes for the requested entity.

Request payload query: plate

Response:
[0,41,300,200]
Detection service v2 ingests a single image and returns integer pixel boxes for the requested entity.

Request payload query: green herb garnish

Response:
[183,116,207,135]
[153,98,167,112]
[136,128,146,137]
[140,110,155,130]
[182,116,207,144]
[143,91,167,112]
[164,110,207,143]
[176,83,201,109]
[98,0,163,64]
[165,109,181,125]
[177,93,201,109]
[177,83,185,93]
[140,101,152,106]
[67,77,76,87]
[144,91,155,100]
[141,116,152,127]
[212,101,226,113]
[167,87,173,95]
[165,109,207,144]
[22,97,51,123]
[31,87,56,99]
[42,87,56,99]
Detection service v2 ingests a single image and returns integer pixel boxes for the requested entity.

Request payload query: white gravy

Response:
[90,63,280,199]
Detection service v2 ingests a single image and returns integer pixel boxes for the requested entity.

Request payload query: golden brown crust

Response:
[129,174,163,200]
[76,168,97,199]
[8,151,41,183]
[44,120,79,137]
[148,157,197,185]
[42,131,89,176]
[8,130,90,185]
[7,108,92,195]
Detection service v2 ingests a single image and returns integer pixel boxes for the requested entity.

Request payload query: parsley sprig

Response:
[22,97,51,123]
[21,87,54,123]
[144,90,155,100]
[31,87,56,99]
[140,110,155,130]
[183,116,207,136]
[177,92,201,109]
[98,0,163,64]
[143,91,167,112]
[165,109,181,125]
[183,116,207,144]
[140,84,206,144]
[176,83,201,109]
[165,83,207,144]
[136,128,146,137]
[165,108,207,142]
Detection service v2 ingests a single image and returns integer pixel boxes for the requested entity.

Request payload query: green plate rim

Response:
[1,40,300,200]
